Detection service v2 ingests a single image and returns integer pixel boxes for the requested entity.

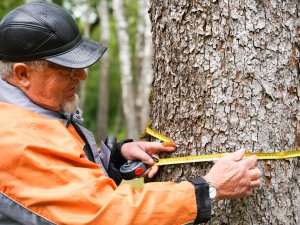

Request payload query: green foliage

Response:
[122,178,144,190]
[0,0,63,17]
[0,0,23,18]
[83,65,100,135]
[52,0,63,6]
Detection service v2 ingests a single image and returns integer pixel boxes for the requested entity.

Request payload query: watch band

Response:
[189,177,212,224]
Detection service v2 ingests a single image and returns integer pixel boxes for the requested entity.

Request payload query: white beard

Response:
[61,94,80,114]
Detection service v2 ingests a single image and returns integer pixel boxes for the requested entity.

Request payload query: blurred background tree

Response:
[0,0,153,143]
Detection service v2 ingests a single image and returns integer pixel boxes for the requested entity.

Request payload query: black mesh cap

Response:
[0,1,107,68]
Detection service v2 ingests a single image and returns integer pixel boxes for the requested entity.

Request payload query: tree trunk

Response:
[149,1,300,224]
[112,0,139,139]
[96,0,110,142]
[135,0,153,132]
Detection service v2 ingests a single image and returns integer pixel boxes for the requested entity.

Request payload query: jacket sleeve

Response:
[0,107,198,225]
[103,136,133,185]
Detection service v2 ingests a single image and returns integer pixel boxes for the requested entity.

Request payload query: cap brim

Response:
[44,38,107,69]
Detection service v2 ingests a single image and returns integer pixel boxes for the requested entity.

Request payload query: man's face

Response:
[12,62,87,113]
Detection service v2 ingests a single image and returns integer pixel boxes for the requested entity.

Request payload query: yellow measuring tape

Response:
[143,122,300,166]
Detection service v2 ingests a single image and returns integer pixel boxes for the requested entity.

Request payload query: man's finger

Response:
[249,167,261,181]
[126,148,155,164]
[244,190,253,197]
[144,142,175,155]
[142,168,151,177]
[225,148,245,161]
[250,179,260,188]
[148,166,159,179]
[162,142,176,147]
[243,155,258,168]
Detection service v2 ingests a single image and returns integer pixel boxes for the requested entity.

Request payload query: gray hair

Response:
[0,60,49,79]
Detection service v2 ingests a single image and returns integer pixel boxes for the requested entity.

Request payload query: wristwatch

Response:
[203,178,217,201]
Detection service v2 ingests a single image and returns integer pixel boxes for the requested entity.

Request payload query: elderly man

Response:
[0,2,261,225]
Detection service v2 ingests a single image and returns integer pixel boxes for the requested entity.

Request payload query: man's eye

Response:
[59,70,72,76]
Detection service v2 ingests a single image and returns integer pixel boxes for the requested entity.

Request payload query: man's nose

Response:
[71,68,87,80]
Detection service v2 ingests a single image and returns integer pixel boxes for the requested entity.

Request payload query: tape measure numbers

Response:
[154,151,300,166]
[144,122,300,166]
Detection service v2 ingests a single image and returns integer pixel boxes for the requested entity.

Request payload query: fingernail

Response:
[162,142,176,147]
[152,156,159,162]
[148,158,154,164]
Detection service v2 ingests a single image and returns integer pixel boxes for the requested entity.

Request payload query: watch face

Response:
[209,185,217,199]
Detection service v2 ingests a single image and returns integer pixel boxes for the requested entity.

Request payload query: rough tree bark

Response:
[149,0,300,224]
[112,0,139,139]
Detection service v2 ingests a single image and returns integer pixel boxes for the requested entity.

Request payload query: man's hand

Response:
[204,148,261,200]
[121,142,175,178]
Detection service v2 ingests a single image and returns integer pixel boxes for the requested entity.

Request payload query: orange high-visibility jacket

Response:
[0,101,198,224]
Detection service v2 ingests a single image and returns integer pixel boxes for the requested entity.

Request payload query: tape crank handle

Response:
[120,161,148,180]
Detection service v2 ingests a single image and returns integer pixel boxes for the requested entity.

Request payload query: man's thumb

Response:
[230,148,245,161]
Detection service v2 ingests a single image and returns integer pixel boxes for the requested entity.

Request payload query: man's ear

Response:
[11,63,31,89]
